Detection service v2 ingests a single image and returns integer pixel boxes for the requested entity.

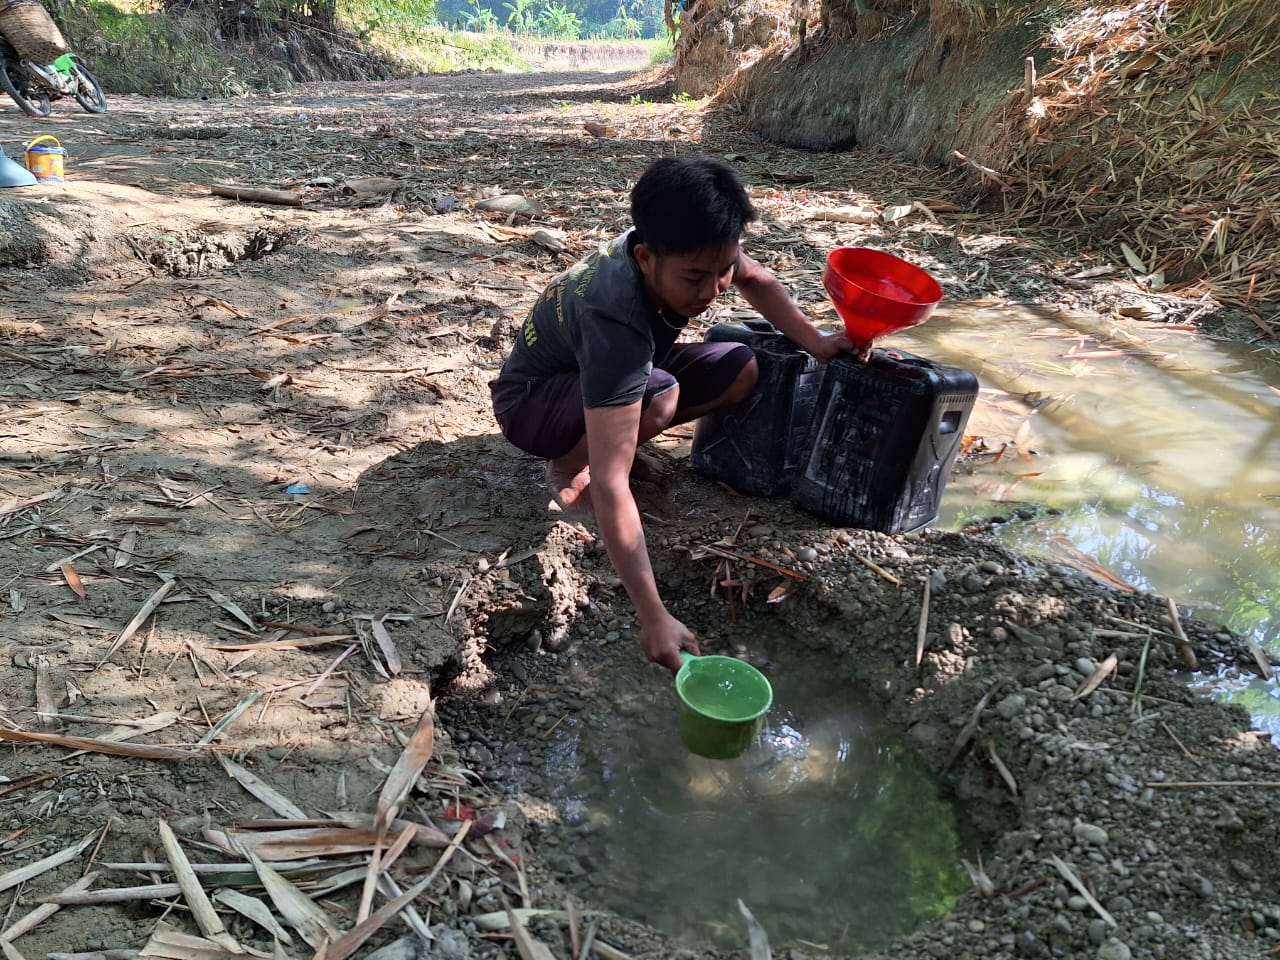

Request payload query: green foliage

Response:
[648,29,672,63]
[462,0,500,30]
[536,1,580,38]
[438,0,662,37]
[502,0,536,31]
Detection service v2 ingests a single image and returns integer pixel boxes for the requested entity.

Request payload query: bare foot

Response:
[546,460,594,516]
[630,448,675,487]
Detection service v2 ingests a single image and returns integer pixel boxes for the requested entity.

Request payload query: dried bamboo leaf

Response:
[212,889,295,945]
[505,901,557,960]
[369,617,403,676]
[944,689,993,770]
[140,922,270,960]
[246,852,339,950]
[156,819,243,954]
[59,711,181,762]
[61,563,86,599]
[1047,853,1116,926]
[319,820,470,960]
[215,755,308,820]
[43,883,183,904]
[32,656,57,728]
[986,735,1019,796]
[374,700,435,838]
[207,591,257,631]
[737,899,773,960]
[95,579,176,668]
[114,528,138,568]
[0,727,195,761]
[1072,653,1119,700]
[0,831,97,894]
[197,692,262,745]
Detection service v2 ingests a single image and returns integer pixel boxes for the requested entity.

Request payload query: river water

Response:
[891,304,1280,738]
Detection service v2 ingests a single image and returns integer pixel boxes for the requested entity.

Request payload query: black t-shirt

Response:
[489,230,686,417]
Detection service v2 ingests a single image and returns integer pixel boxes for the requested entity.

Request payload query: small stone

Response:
[322,601,336,613]
[1087,919,1109,945]
[1075,657,1098,675]
[1097,939,1132,960]
[509,661,528,683]
[930,570,948,593]
[1067,895,1090,912]
[525,629,543,653]
[1073,822,1109,846]
[996,693,1027,719]
[476,557,490,573]
[968,919,986,933]
[797,546,818,562]
[978,560,1003,574]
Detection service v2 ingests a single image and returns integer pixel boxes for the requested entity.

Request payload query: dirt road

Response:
[1,69,1278,960]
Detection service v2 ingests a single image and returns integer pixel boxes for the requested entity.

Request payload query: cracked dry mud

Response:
[1,68,1278,960]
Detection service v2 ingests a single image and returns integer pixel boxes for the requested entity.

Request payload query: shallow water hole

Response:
[461,628,988,956]
[536,652,977,954]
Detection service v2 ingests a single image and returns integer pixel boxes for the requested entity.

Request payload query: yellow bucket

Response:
[25,135,66,183]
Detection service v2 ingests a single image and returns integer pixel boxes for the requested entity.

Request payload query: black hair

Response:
[629,156,758,256]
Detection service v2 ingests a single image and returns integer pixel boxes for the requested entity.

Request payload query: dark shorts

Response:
[495,341,754,460]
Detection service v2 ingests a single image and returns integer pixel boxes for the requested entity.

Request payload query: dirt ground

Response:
[1,69,1279,960]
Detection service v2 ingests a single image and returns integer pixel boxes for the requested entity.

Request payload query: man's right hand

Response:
[640,610,700,673]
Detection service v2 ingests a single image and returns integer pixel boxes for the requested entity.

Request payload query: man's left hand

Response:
[807,331,861,362]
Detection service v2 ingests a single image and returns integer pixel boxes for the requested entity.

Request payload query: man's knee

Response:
[643,385,680,429]
[724,355,758,404]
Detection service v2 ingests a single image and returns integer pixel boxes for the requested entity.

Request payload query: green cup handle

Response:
[679,651,695,667]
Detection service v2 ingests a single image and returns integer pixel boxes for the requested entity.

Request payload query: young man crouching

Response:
[490,156,852,672]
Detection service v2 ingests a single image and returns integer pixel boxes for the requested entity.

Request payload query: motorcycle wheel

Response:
[70,63,106,114]
[0,55,52,117]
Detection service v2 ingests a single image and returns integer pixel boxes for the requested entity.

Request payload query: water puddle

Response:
[538,657,971,954]
[888,304,1280,738]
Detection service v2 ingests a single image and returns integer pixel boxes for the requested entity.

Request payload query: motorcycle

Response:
[0,36,106,116]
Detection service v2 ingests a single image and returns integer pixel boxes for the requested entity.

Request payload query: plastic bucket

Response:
[675,652,772,760]
[25,135,65,183]
[823,247,943,346]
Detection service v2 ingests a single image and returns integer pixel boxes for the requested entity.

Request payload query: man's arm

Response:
[732,252,854,360]
[583,402,698,672]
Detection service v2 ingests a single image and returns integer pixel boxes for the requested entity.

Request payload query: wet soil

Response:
[1,69,1278,960]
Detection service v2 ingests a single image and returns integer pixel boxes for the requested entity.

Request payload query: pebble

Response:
[967,919,986,933]
[1073,822,1109,846]
[997,693,1027,719]
[1097,939,1132,960]
[525,629,543,653]
[797,546,818,562]
[1075,656,1098,675]
[1087,919,1109,945]
[1068,895,1090,912]
[978,560,1003,574]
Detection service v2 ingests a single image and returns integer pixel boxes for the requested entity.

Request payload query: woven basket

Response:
[0,0,68,63]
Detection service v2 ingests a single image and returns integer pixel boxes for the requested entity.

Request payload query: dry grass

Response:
[987,0,1280,316]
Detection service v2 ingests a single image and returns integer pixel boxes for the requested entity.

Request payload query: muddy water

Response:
[888,304,1280,737]
[541,656,971,953]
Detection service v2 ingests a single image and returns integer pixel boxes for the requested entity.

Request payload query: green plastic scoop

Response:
[675,651,773,760]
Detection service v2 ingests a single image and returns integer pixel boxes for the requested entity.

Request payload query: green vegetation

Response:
[436,0,665,38]
[55,0,669,96]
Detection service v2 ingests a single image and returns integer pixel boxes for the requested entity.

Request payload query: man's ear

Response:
[633,241,656,276]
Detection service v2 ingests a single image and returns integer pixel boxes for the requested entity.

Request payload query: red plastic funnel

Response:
[823,247,943,345]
